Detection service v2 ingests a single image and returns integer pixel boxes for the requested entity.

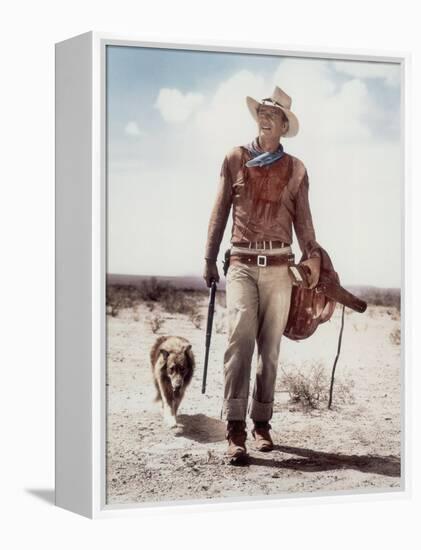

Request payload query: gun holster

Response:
[288,263,312,288]
[223,248,231,276]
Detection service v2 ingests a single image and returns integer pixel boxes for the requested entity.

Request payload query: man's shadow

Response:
[174,416,400,478]
[249,444,400,478]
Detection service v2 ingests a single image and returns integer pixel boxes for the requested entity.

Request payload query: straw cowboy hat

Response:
[246,86,299,138]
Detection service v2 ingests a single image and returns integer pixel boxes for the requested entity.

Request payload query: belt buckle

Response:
[257,255,267,267]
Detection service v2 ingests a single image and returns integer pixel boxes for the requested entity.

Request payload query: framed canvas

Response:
[55,32,408,518]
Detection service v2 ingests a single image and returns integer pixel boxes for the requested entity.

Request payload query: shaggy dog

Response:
[150,336,195,427]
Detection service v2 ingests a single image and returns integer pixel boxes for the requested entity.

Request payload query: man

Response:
[203,86,321,463]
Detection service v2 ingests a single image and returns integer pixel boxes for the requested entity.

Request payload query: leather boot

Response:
[226,420,248,463]
[251,421,274,452]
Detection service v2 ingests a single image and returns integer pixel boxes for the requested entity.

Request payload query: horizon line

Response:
[106,272,401,291]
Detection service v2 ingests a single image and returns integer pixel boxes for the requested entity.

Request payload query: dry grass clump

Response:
[280,362,327,409]
[138,277,173,302]
[160,290,204,329]
[280,361,354,410]
[148,315,165,334]
[190,312,204,329]
[389,327,401,346]
[352,321,368,332]
[161,290,196,315]
[215,318,226,334]
[389,309,400,321]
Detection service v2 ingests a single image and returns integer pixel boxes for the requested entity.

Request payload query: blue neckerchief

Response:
[244,138,284,167]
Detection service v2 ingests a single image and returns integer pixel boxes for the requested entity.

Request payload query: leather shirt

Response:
[205,146,319,261]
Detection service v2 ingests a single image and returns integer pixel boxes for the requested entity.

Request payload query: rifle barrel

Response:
[202,280,217,394]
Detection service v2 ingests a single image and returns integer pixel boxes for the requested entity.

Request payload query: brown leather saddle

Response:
[284,247,367,341]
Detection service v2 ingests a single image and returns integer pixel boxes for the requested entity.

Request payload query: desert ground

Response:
[106,280,401,505]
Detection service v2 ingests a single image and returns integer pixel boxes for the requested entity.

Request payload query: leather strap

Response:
[230,253,295,267]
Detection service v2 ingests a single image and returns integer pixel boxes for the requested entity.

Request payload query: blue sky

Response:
[106,46,281,161]
[106,45,401,287]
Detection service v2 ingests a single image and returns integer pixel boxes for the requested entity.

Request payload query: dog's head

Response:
[160,343,193,395]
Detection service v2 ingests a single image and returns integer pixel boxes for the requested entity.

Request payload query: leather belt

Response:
[232,240,289,250]
[230,253,295,268]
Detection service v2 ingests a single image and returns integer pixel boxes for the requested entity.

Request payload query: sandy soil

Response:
[106,293,401,505]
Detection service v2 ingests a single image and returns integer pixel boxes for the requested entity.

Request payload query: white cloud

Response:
[154,88,204,123]
[271,58,336,104]
[191,70,265,158]
[124,121,144,137]
[189,59,374,156]
[332,60,401,87]
[271,58,371,143]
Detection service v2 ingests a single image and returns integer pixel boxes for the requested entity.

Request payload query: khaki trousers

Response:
[222,251,292,422]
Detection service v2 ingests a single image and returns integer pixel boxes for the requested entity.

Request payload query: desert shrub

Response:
[106,284,143,316]
[390,309,400,321]
[352,321,368,332]
[161,289,199,316]
[138,277,173,302]
[356,287,401,312]
[107,279,205,324]
[190,312,204,329]
[149,315,165,334]
[367,307,376,319]
[280,362,354,410]
[389,327,401,346]
[280,362,327,409]
[106,305,114,316]
[215,318,226,334]
[108,304,121,317]
[106,278,174,314]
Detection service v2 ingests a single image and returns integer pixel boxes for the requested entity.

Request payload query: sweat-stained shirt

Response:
[205,145,320,261]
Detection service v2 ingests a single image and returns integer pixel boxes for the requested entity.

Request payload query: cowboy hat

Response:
[246,86,299,138]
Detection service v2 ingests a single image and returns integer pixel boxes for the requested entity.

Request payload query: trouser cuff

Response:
[249,398,274,421]
[222,398,248,420]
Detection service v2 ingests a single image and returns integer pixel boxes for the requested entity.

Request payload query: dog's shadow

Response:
[175,414,226,443]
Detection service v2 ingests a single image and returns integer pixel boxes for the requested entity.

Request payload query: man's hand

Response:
[203,260,220,288]
[300,256,321,289]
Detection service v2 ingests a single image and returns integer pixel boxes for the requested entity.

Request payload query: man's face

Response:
[257,105,288,141]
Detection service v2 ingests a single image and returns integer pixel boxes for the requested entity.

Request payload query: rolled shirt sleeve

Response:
[293,171,320,259]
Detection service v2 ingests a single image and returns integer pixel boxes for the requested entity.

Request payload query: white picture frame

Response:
[55,31,408,518]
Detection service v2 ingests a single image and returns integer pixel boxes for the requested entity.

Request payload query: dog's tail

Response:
[150,335,168,367]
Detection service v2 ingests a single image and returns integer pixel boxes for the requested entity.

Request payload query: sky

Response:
[106,45,402,288]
